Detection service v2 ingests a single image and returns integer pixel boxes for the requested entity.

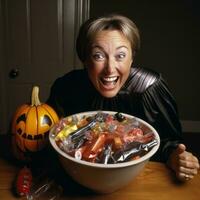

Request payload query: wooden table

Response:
[0,157,199,200]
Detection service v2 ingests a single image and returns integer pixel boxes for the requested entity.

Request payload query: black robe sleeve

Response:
[140,75,183,162]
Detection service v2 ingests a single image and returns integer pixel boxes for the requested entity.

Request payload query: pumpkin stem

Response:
[31,86,41,106]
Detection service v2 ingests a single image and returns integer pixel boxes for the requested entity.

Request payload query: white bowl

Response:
[49,111,160,193]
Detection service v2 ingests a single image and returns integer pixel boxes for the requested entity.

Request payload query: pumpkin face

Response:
[12,86,59,156]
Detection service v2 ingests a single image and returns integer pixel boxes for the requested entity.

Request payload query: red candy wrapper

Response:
[15,166,32,196]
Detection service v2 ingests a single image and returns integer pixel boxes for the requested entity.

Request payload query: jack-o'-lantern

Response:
[11,86,59,161]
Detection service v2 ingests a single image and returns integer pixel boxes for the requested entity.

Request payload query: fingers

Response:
[177,172,194,182]
[180,151,195,159]
[173,146,200,181]
[176,160,198,182]
[179,158,200,170]
[176,144,186,154]
[179,165,198,176]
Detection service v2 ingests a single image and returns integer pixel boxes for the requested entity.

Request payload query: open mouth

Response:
[100,76,119,89]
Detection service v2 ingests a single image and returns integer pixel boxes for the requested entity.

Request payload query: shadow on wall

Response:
[183,132,200,158]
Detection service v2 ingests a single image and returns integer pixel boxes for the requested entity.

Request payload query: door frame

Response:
[0,0,7,134]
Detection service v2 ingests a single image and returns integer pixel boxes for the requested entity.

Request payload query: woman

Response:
[47,14,199,181]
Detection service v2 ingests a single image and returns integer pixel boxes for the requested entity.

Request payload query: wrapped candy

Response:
[15,166,32,196]
[98,144,113,164]
[110,139,158,163]
[54,112,158,164]
[82,134,106,162]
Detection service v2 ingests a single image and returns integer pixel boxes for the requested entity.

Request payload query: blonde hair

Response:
[76,14,140,63]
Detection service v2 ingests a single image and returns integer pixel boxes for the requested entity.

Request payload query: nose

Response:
[105,58,116,74]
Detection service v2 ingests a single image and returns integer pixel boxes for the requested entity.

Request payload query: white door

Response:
[0,0,90,133]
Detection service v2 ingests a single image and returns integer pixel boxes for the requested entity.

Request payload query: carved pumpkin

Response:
[12,86,59,160]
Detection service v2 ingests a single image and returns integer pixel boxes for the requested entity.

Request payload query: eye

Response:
[116,52,126,61]
[92,52,105,61]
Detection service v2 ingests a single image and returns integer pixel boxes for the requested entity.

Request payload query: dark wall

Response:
[90,0,200,121]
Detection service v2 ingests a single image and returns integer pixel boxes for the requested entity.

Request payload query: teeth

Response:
[102,76,118,82]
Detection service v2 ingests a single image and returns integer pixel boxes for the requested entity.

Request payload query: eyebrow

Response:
[92,45,129,51]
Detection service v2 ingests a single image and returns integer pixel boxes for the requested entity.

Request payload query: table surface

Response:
[0,157,200,200]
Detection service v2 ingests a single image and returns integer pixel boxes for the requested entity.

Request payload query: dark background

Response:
[90,0,200,122]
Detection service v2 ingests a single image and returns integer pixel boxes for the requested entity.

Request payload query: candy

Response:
[53,112,157,164]
[55,124,78,141]
[15,166,32,196]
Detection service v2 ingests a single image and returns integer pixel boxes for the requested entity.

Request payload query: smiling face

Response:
[85,30,133,98]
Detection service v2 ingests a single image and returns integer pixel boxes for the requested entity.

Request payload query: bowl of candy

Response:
[49,111,160,193]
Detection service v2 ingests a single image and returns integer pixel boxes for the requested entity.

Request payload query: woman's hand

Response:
[167,144,199,181]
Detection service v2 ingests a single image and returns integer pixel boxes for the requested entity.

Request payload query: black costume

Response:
[47,67,183,162]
